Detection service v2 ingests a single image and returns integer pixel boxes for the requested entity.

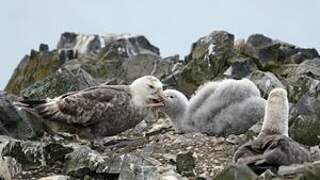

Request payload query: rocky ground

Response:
[1,31,320,179]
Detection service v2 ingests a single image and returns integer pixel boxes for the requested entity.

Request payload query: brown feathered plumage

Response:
[233,134,311,174]
[20,76,165,138]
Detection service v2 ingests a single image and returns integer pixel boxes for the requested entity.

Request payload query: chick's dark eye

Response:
[170,96,174,99]
[148,85,155,89]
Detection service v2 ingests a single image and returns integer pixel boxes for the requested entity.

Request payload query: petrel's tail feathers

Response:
[17,97,48,108]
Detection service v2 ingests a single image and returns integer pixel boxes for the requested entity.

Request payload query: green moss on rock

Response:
[5,51,61,95]
[289,115,320,146]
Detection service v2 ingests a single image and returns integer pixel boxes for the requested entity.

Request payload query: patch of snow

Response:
[99,36,106,48]
[117,47,126,53]
[203,55,211,68]
[208,44,216,55]
[73,34,96,55]
[223,67,233,76]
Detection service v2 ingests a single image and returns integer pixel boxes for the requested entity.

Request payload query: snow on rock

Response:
[57,32,160,58]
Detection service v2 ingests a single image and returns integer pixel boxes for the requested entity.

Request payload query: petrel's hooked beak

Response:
[145,89,167,108]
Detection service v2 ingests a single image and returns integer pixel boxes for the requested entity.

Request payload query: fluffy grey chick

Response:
[162,79,266,136]
[185,81,220,129]
[190,79,265,135]
[203,96,266,136]
[162,89,190,133]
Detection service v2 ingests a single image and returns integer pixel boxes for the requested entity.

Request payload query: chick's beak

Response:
[157,90,167,102]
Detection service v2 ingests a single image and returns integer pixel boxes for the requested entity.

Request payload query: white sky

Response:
[1,0,319,90]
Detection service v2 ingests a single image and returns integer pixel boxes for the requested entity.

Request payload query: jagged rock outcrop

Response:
[59,39,175,88]
[166,31,235,96]
[55,33,164,86]
[289,76,320,146]
[238,34,319,69]
[249,70,285,98]
[21,67,98,99]
[57,32,160,58]
[5,32,177,98]
[223,57,258,79]
[5,48,61,95]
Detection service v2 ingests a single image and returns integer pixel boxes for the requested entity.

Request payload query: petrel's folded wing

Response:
[234,135,311,175]
[34,85,130,126]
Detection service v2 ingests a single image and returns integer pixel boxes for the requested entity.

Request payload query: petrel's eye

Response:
[149,85,155,89]
[170,96,174,99]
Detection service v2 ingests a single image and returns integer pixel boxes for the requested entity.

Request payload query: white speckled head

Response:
[259,88,289,137]
[130,75,164,107]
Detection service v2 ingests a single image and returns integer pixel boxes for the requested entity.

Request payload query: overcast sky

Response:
[1,0,319,90]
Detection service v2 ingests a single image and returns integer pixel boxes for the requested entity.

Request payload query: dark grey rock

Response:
[224,58,258,79]
[187,30,234,61]
[117,154,144,180]
[240,34,318,68]
[285,48,319,64]
[283,58,320,103]
[287,73,320,145]
[15,107,44,139]
[242,34,285,69]
[296,48,319,59]
[127,35,160,56]
[121,54,164,82]
[117,154,183,180]
[43,143,73,164]
[0,91,38,140]
[58,49,74,64]
[295,58,320,79]
[286,75,316,103]
[289,83,320,145]
[176,151,195,177]
[246,34,273,49]
[100,34,160,57]
[0,91,23,137]
[39,44,49,52]
[57,32,78,50]
[249,70,285,98]
[65,145,105,178]
[65,145,182,180]
[21,67,98,99]
[1,139,44,170]
[253,43,284,69]
[173,31,234,96]
[214,164,258,180]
